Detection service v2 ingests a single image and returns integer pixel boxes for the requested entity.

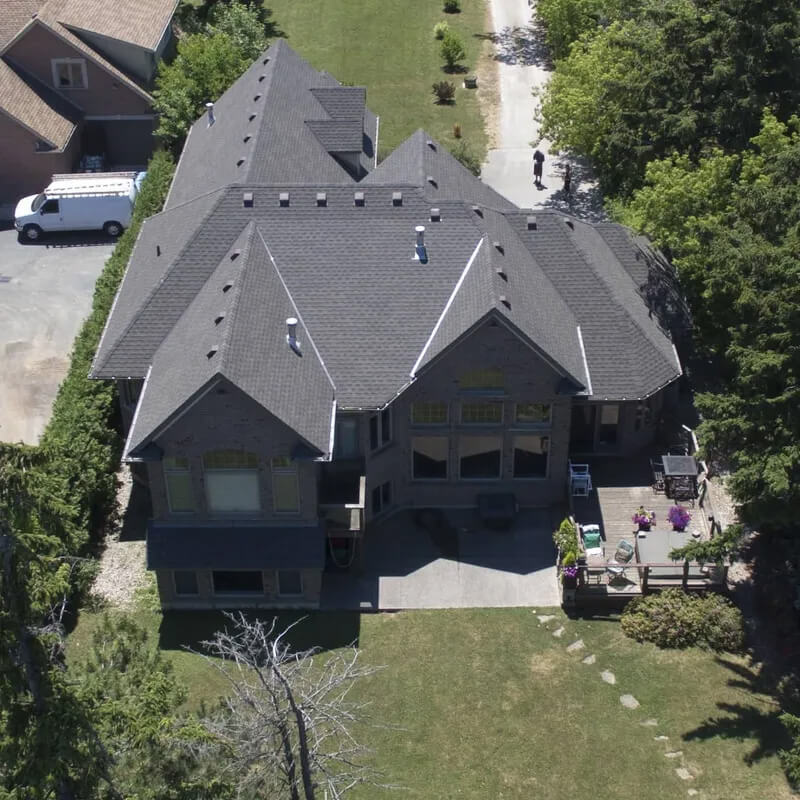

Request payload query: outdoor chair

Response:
[650,458,665,494]
[606,539,635,580]
[580,524,605,584]
[568,462,592,496]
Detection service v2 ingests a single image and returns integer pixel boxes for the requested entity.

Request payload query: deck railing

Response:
[561,560,728,595]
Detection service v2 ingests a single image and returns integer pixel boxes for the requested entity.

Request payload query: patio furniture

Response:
[606,539,635,579]
[650,458,665,494]
[569,462,592,496]
[661,454,698,500]
[476,492,517,531]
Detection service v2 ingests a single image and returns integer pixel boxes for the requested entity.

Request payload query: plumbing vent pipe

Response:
[414,225,428,263]
[286,317,301,354]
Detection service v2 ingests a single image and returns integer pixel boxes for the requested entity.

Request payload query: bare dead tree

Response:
[191,613,394,800]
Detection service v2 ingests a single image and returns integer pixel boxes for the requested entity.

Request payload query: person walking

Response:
[563,163,572,194]
[533,149,545,187]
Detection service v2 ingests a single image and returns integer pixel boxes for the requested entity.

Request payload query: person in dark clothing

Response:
[533,149,545,186]
[563,163,572,194]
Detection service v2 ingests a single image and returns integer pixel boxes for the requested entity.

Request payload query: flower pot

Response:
[563,574,578,589]
[672,524,686,532]
[638,523,651,532]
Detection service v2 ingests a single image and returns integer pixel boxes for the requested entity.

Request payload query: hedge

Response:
[37,151,175,555]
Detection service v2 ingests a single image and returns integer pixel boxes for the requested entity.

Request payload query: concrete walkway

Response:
[480,0,603,219]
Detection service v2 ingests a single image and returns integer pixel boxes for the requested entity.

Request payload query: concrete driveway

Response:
[0,225,115,443]
[321,508,561,610]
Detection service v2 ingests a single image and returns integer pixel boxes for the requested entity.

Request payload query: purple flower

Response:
[563,565,578,578]
[667,505,692,529]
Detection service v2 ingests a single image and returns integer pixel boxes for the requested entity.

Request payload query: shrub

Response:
[433,20,450,39]
[432,80,456,104]
[447,140,481,175]
[453,122,462,138]
[780,712,800,789]
[440,31,466,71]
[443,0,461,12]
[621,589,745,651]
[552,518,579,562]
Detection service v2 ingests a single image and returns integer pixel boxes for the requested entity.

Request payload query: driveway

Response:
[321,508,561,610]
[0,226,115,443]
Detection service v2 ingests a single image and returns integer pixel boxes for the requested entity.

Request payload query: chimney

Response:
[414,225,428,263]
[286,317,301,354]
[206,102,215,126]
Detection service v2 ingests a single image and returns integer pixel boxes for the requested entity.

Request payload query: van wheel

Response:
[103,221,123,237]
[22,224,43,241]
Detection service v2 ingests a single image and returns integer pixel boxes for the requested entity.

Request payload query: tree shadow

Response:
[477,22,551,68]
[540,155,606,222]
[159,610,362,656]
[681,655,793,765]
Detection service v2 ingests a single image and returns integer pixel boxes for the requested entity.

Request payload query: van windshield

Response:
[31,193,47,212]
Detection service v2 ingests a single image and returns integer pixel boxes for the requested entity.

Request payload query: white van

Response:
[14,171,146,241]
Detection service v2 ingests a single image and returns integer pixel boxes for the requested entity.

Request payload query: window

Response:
[334,417,360,459]
[271,456,299,512]
[459,436,502,479]
[515,404,551,425]
[369,408,391,451]
[513,435,549,478]
[371,481,392,515]
[634,398,654,431]
[164,456,196,512]
[212,571,264,594]
[277,570,304,596]
[203,450,260,512]
[412,437,448,480]
[459,369,503,390]
[598,404,619,445]
[461,401,503,425]
[173,570,198,595]
[411,402,448,425]
[40,199,59,214]
[51,58,87,89]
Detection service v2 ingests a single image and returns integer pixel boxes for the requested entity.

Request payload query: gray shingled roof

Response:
[124,222,334,456]
[166,39,377,209]
[147,521,326,570]
[95,41,681,460]
[305,119,364,152]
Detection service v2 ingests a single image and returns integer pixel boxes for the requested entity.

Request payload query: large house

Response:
[91,40,683,609]
[0,0,177,202]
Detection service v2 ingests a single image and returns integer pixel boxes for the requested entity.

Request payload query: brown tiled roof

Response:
[57,0,179,51]
[0,58,79,148]
[0,0,39,49]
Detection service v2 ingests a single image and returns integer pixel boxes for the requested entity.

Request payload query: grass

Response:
[265,0,491,159]
[68,607,793,799]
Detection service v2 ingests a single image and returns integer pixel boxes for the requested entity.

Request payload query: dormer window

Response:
[51,58,87,89]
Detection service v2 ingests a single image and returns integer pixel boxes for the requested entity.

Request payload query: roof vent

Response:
[286,317,301,355]
[222,282,234,293]
[526,215,537,231]
[354,191,365,207]
[249,113,257,122]
[156,244,161,257]
[263,56,270,65]
[499,295,511,310]
[236,157,246,167]
[493,241,504,254]
[563,216,574,230]
[254,93,262,101]
[471,205,483,217]
[426,175,437,187]
[392,191,403,206]
[258,74,266,82]
[242,192,253,208]
[279,192,290,207]
[243,134,251,143]
[426,139,436,150]
[495,267,508,282]
[414,225,428,264]
[214,313,225,325]
[206,346,218,359]
[430,207,441,222]
[230,249,241,261]
[316,192,327,207]
[205,102,215,126]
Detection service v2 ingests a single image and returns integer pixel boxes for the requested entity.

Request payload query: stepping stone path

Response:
[676,768,694,781]
[620,694,640,709]
[552,626,565,638]
[601,670,616,685]
[665,751,683,759]
[566,639,584,652]
[538,615,556,624]
[654,735,669,741]
[640,719,659,727]
[581,654,596,665]
[687,790,699,797]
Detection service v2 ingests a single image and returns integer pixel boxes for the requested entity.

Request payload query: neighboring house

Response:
[0,0,177,202]
[91,40,683,610]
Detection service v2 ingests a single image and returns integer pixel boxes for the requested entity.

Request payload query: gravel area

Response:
[90,466,149,608]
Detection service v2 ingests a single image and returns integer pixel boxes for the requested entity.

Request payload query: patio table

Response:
[661,455,698,499]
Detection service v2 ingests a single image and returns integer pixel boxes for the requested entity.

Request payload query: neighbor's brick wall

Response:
[147,379,319,523]
[364,320,571,512]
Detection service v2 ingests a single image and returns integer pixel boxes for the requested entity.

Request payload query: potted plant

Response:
[632,506,656,531]
[561,552,578,588]
[667,504,692,531]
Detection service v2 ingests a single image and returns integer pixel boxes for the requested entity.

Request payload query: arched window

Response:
[203,450,260,512]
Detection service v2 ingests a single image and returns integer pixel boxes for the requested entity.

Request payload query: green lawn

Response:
[69,607,792,799]
[265,0,491,159]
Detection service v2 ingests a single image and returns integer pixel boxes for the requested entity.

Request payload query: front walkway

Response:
[480,0,603,219]
[321,508,561,610]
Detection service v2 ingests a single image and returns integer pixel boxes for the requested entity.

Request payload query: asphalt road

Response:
[0,224,115,444]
